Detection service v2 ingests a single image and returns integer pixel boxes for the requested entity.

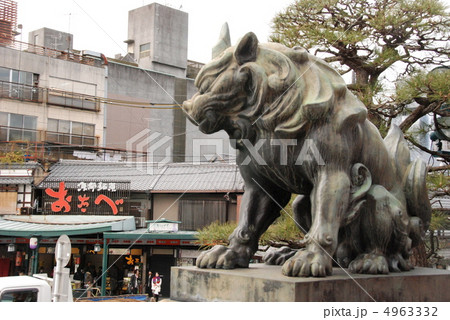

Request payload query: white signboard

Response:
[148,222,178,232]
[108,248,130,255]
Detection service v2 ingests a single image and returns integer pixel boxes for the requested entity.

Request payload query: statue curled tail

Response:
[384,125,431,247]
[342,125,431,274]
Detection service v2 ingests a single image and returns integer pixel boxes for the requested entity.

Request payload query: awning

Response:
[0,215,136,238]
[103,228,197,241]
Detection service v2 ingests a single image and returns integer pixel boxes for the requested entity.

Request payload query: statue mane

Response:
[195,35,367,135]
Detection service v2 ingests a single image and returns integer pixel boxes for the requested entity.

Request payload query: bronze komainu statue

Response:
[183,25,431,277]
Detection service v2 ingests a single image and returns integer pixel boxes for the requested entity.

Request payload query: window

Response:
[0,67,40,101]
[0,112,7,141]
[0,67,9,81]
[0,112,37,142]
[0,67,35,86]
[139,42,151,58]
[178,200,227,231]
[46,119,96,146]
[0,289,38,302]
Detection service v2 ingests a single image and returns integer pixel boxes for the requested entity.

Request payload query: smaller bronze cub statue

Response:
[183,25,431,277]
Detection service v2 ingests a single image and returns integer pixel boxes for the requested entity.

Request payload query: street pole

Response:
[101,237,108,296]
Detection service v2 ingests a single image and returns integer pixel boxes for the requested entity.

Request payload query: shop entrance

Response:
[147,254,175,298]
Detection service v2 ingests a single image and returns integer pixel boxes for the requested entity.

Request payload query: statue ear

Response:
[235,32,259,65]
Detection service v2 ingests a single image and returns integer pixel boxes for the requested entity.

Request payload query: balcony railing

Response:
[47,89,100,112]
[0,36,96,66]
[44,130,98,146]
[0,125,40,142]
[0,126,99,146]
[0,80,101,112]
[187,60,205,79]
[0,80,43,102]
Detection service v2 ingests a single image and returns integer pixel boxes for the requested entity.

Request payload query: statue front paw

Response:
[263,246,297,266]
[348,253,389,274]
[196,245,249,269]
[282,249,332,277]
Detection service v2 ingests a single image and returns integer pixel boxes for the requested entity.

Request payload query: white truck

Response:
[0,235,73,302]
[0,274,54,302]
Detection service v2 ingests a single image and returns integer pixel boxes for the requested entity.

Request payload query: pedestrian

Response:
[151,272,162,302]
[73,267,83,288]
[146,271,152,296]
[129,269,140,294]
[84,269,93,297]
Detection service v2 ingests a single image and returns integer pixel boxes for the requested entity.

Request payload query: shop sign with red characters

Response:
[43,180,130,215]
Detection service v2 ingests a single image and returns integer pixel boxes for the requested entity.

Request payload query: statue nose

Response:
[182,99,193,113]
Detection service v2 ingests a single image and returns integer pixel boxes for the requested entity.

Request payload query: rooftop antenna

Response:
[68,13,71,34]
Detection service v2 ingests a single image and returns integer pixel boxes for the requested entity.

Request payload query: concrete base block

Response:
[170,264,450,302]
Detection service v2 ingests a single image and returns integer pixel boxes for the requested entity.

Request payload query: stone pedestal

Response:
[170,264,450,302]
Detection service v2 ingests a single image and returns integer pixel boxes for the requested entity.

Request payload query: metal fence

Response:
[0,80,100,112]
[47,89,100,111]
[0,36,96,66]
[0,80,43,102]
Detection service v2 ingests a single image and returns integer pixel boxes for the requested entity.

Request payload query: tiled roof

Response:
[151,162,244,192]
[0,161,41,185]
[38,160,157,191]
[37,160,244,193]
[0,177,33,184]
[0,161,42,170]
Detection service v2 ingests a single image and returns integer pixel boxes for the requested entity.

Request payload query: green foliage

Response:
[270,0,449,156]
[260,195,304,246]
[259,211,304,246]
[0,150,25,164]
[427,172,450,191]
[196,195,304,248]
[429,211,449,231]
[271,0,449,67]
[196,221,237,248]
[396,69,450,106]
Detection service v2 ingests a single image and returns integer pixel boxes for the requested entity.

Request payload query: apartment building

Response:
[1,1,232,165]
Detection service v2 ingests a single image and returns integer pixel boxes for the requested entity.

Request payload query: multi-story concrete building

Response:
[107,2,231,164]
[1,1,232,166]
[1,14,107,159]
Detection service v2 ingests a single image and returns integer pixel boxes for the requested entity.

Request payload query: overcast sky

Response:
[13,0,294,63]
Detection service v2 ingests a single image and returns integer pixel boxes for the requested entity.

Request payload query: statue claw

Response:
[282,249,332,277]
[196,245,249,269]
[263,246,297,266]
[349,253,389,274]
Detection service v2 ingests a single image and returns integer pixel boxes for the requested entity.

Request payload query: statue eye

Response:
[199,81,209,95]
